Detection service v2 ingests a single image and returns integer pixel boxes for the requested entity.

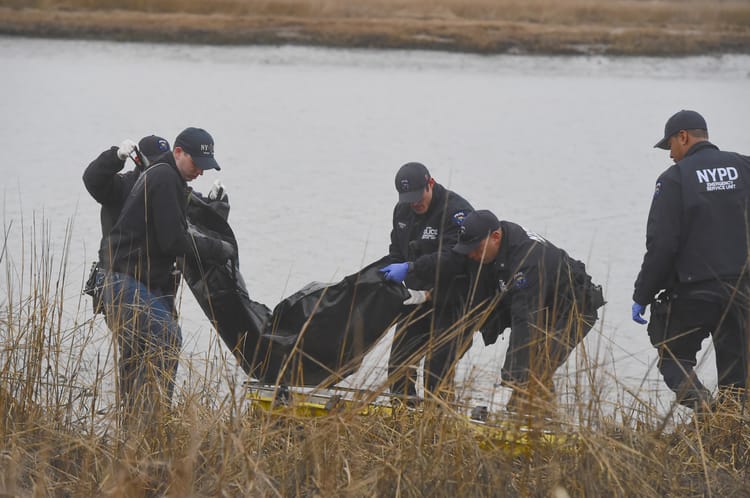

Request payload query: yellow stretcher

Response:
[245,383,577,454]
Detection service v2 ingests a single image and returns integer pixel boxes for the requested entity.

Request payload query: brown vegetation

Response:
[2,220,750,496]
[1,0,750,55]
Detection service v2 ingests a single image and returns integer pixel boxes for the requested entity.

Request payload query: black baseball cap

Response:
[174,127,221,170]
[453,210,501,255]
[654,110,707,150]
[138,135,170,162]
[395,162,430,204]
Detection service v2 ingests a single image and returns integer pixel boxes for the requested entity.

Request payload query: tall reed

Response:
[1,221,748,496]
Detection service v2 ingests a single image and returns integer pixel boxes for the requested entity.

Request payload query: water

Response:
[2,36,749,413]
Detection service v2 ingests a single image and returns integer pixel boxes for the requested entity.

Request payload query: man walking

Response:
[379,162,473,398]
[632,110,750,411]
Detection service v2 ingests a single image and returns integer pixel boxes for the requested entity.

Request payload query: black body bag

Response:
[257,256,410,386]
[184,194,409,385]
[182,193,272,374]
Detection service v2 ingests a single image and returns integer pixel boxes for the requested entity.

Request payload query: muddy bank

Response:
[1,7,749,56]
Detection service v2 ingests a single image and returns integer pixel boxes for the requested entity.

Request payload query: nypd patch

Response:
[452,211,467,225]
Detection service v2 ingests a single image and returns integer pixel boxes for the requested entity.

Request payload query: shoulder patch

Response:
[654,181,662,197]
[452,211,467,224]
[512,272,527,289]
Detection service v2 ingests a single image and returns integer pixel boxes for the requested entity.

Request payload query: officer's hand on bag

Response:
[116,139,138,160]
[403,289,430,306]
[380,262,410,283]
[632,302,648,324]
[208,179,228,202]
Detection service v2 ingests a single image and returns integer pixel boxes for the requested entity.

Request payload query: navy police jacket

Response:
[633,142,750,305]
[469,221,602,383]
[472,221,600,345]
[388,183,472,291]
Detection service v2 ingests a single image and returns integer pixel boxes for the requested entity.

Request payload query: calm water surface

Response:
[2,37,749,412]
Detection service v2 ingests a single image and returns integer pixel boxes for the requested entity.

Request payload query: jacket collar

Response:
[685,140,718,158]
[422,183,446,217]
[492,221,512,274]
[151,152,186,187]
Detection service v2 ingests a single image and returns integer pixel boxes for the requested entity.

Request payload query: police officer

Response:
[453,210,604,412]
[82,135,172,314]
[379,162,473,398]
[632,110,750,411]
[101,127,235,429]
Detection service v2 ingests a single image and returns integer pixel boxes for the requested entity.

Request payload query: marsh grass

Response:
[7,0,750,30]
[1,0,749,55]
[1,226,749,496]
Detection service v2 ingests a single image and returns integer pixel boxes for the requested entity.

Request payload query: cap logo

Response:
[399,179,411,193]
[200,143,214,156]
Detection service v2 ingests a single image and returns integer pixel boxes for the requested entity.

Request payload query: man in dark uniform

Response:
[632,110,750,411]
[379,162,473,398]
[453,210,604,412]
[101,127,234,428]
[83,135,172,314]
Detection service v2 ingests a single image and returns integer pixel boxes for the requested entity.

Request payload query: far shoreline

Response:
[1,7,750,57]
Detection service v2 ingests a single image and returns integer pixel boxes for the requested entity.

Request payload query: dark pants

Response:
[501,297,599,389]
[388,301,473,398]
[103,272,182,428]
[648,295,747,408]
[501,263,602,390]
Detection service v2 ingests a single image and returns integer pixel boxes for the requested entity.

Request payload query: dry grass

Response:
[1,223,750,497]
[1,0,749,54]
[6,0,750,28]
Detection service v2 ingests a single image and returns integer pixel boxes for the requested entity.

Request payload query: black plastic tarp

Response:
[184,195,409,386]
[182,193,272,374]
[258,256,410,386]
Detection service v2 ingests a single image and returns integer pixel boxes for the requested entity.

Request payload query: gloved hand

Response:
[403,289,430,306]
[116,139,138,160]
[208,179,228,202]
[632,302,648,324]
[380,262,410,283]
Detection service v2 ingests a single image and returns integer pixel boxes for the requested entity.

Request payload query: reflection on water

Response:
[2,36,749,412]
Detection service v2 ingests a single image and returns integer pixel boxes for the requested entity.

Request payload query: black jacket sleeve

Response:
[388,205,405,262]
[82,147,135,206]
[633,170,682,304]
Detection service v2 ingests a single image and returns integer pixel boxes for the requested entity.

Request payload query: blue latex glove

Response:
[380,262,410,283]
[632,302,648,324]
